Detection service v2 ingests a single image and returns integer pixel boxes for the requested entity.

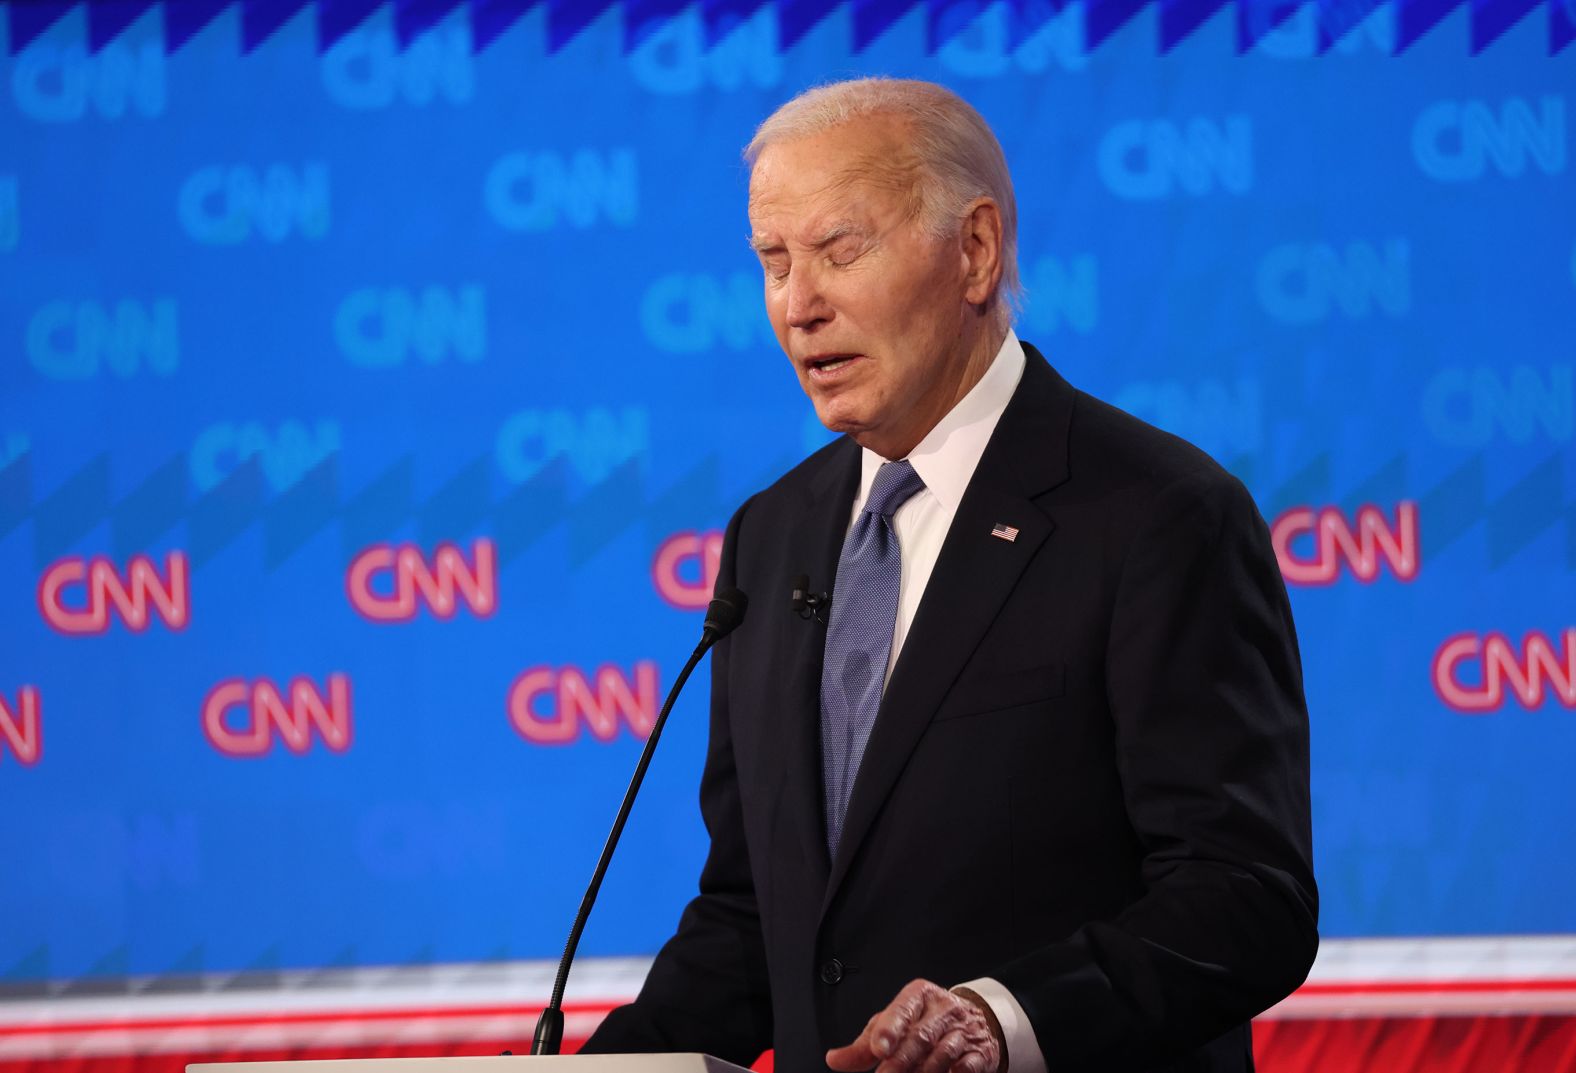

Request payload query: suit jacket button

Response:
[819,958,844,985]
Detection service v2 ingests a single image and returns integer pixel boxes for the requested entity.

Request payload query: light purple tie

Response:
[821,460,926,858]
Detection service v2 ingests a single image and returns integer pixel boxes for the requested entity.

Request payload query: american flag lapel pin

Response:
[990,522,1020,543]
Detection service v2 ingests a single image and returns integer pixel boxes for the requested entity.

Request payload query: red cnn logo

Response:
[1433,629,1576,713]
[508,662,660,745]
[0,687,41,766]
[38,552,190,633]
[652,530,723,610]
[1270,502,1419,585]
[202,674,354,756]
[346,539,497,622]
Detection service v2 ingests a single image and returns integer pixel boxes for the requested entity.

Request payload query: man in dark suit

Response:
[583,78,1317,1073]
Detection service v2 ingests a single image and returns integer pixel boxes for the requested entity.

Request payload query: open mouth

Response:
[807,354,861,374]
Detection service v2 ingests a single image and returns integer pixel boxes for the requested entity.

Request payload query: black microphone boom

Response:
[529,587,749,1056]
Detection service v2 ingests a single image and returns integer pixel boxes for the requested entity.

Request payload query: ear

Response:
[959,198,1004,309]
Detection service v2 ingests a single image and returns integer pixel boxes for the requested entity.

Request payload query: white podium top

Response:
[190,1055,752,1073]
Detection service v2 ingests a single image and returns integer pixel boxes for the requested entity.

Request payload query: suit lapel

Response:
[821,346,1075,908]
[774,437,860,885]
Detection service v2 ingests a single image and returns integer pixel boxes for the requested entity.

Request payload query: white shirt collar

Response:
[857,330,1028,514]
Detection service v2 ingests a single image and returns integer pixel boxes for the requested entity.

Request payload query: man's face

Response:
[747,117,980,460]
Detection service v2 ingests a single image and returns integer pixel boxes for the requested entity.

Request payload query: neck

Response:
[867,322,1008,461]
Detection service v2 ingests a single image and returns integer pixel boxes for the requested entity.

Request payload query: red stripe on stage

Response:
[1296,978,1576,995]
[11,978,1576,1040]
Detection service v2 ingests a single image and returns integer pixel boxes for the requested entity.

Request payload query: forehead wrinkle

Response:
[826,149,921,202]
[748,140,925,234]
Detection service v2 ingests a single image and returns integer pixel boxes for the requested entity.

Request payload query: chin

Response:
[813,406,865,439]
[810,390,864,432]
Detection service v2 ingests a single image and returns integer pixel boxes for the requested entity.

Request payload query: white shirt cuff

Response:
[954,977,1047,1073]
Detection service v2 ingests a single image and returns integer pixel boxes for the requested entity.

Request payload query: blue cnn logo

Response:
[335,285,487,367]
[1113,378,1263,459]
[1413,96,1567,182]
[1422,366,1574,447]
[495,407,650,485]
[1020,255,1098,335]
[1098,115,1253,199]
[27,299,178,380]
[485,149,638,231]
[629,9,781,94]
[190,420,343,493]
[178,163,330,245]
[640,272,773,353]
[936,5,1086,77]
[0,176,16,252]
[10,41,165,122]
[1256,240,1410,325]
[320,25,474,109]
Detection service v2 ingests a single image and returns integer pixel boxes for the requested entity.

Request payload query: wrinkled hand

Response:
[826,979,1003,1073]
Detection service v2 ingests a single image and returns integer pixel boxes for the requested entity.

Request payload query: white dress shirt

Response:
[842,330,1048,1073]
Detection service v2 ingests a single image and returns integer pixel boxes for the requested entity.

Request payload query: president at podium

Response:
[583,77,1318,1073]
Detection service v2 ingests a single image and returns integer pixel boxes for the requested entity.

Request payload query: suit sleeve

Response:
[992,469,1319,1070]
[581,500,774,1064]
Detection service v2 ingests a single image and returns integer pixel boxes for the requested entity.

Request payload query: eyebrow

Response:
[747,221,866,254]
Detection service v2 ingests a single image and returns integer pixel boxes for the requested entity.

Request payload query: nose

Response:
[783,263,832,331]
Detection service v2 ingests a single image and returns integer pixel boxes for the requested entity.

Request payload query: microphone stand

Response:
[528,590,748,1055]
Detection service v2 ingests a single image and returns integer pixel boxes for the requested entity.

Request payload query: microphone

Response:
[528,587,750,1056]
[790,574,831,623]
[790,574,811,615]
[704,586,748,641]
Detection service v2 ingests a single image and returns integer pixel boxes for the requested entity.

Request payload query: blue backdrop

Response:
[2,0,1574,989]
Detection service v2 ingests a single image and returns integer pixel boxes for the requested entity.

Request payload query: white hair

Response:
[745,77,1020,329]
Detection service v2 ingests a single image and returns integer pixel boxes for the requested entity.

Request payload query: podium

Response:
[190,1057,752,1073]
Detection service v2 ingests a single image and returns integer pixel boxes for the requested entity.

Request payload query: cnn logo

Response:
[508,663,659,745]
[38,551,189,633]
[652,530,722,610]
[1270,502,1419,585]
[346,539,496,621]
[203,674,353,756]
[1433,629,1576,713]
[0,687,41,766]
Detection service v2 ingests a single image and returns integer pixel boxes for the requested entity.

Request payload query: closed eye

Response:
[825,235,867,266]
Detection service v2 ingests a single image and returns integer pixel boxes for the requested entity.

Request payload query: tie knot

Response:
[863,460,925,519]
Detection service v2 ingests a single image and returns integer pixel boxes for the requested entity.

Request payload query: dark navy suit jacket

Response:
[584,343,1318,1072]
